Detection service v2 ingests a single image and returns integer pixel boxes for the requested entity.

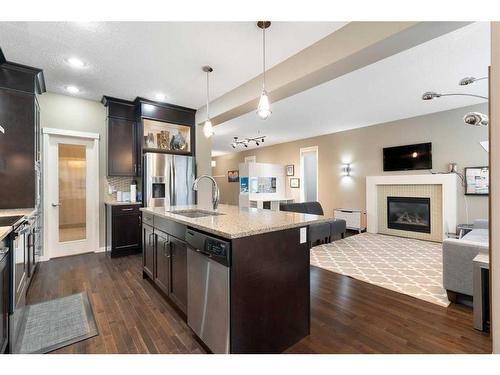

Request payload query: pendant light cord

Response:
[206,70,210,120]
[262,25,266,90]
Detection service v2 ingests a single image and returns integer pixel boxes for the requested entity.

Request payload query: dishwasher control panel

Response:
[205,238,228,257]
[186,228,231,266]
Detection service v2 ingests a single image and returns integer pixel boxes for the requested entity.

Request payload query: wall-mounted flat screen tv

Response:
[383,142,432,171]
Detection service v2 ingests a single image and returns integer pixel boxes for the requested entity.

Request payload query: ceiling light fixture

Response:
[459,76,487,86]
[421,91,487,101]
[65,85,80,94]
[155,93,166,101]
[256,21,272,120]
[66,57,86,68]
[422,76,489,127]
[230,135,267,149]
[202,65,214,138]
[463,112,489,126]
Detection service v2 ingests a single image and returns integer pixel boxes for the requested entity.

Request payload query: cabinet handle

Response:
[134,164,137,175]
[138,215,142,226]
[122,208,134,211]
[163,239,170,257]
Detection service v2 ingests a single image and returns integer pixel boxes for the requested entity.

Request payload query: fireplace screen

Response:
[387,196,431,233]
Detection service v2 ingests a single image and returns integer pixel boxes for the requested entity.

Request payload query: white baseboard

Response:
[95,246,106,253]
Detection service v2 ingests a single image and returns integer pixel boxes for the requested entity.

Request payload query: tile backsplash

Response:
[106,176,142,202]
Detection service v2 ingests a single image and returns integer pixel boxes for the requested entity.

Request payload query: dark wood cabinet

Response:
[108,117,138,176]
[0,51,44,209]
[142,213,188,315]
[169,236,187,314]
[0,249,9,354]
[105,204,142,257]
[102,96,139,177]
[155,231,170,295]
[142,223,155,279]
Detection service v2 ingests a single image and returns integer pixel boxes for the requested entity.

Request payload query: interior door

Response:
[45,133,99,258]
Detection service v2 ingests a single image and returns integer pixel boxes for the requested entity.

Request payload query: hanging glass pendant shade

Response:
[256,21,272,120]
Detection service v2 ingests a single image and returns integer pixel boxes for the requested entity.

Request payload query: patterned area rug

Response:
[310,232,449,307]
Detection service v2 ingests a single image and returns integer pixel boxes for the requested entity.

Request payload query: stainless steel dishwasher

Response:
[185,228,230,354]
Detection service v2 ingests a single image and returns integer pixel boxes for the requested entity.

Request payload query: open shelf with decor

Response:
[142,118,192,155]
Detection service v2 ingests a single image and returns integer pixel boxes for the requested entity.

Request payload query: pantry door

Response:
[43,128,99,259]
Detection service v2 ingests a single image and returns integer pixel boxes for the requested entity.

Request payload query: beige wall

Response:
[213,103,489,225]
[38,92,107,248]
[490,21,499,354]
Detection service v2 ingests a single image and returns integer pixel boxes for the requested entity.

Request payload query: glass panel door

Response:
[58,144,87,242]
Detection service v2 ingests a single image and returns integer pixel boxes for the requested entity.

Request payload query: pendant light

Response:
[202,65,214,137]
[257,21,271,120]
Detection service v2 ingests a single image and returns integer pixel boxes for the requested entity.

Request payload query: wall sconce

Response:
[342,163,351,176]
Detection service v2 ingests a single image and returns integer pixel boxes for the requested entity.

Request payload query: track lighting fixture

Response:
[230,135,267,149]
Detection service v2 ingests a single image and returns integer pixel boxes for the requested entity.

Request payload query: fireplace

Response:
[387,196,431,233]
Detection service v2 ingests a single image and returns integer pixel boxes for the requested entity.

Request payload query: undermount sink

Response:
[169,209,225,218]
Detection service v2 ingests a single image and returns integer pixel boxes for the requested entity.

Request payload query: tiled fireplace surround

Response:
[366,174,459,242]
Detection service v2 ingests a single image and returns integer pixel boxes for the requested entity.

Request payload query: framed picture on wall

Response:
[464,166,489,195]
[290,178,300,188]
[228,170,239,183]
[286,164,295,176]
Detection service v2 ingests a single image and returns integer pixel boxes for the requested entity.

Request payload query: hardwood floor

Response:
[26,252,491,354]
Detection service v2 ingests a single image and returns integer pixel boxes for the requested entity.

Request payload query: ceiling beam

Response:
[196,21,472,126]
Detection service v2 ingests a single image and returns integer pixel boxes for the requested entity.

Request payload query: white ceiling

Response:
[212,22,490,156]
[0,21,346,107]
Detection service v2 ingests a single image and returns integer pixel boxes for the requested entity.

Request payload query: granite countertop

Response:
[104,200,142,206]
[140,204,331,239]
[0,207,36,241]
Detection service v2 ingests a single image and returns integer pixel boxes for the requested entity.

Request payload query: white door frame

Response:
[42,128,100,260]
[299,146,319,203]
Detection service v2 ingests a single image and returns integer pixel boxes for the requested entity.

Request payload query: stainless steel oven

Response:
[9,217,30,353]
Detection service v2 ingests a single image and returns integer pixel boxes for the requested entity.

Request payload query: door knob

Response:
[52,203,61,207]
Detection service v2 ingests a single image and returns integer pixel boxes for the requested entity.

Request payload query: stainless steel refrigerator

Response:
[143,152,195,208]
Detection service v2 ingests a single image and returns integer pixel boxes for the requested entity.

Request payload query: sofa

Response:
[279,201,347,247]
[442,219,489,303]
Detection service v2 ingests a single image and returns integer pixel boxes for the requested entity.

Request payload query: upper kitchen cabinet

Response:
[0,49,45,209]
[102,96,139,177]
[102,96,196,177]
[136,98,196,156]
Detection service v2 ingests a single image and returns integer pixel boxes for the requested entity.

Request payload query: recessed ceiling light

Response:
[155,93,166,101]
[66,57,86,68]
[65,85,80,94]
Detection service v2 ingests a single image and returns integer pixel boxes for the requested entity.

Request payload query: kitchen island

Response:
[140,204,330,354]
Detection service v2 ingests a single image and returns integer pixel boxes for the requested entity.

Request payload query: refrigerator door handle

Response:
[171,158,176,206]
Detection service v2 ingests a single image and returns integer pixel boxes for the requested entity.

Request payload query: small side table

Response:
[457,223,474,239]
[473,253,490,331]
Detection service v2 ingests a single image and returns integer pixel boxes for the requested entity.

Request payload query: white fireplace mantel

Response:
[366,174,458,238]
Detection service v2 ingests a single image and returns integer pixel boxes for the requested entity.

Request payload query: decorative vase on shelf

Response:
[156,130,170,150]
[170,132,187,151]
